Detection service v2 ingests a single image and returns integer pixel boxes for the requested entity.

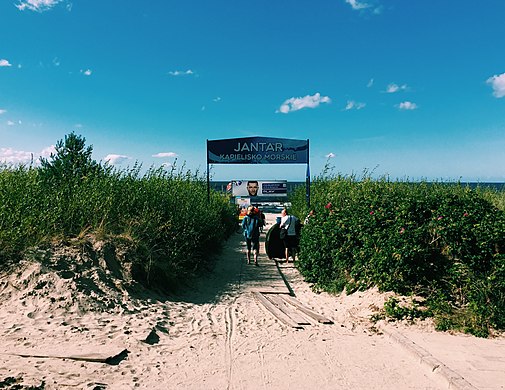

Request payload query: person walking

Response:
[259,208,266,233]
[279,208,300,263]
[241,205,261,266]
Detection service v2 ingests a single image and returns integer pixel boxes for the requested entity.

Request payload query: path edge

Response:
[377,322,478,390]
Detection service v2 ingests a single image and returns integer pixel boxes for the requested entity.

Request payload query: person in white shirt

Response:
[279,208,299,263]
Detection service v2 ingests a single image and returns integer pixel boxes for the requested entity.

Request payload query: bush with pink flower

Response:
[291,174,505,337]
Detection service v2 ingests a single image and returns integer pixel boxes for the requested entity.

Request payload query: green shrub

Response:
[383,297,431,322]
[39,132,104,184]
[0,134,236,291]
[291,174,505,337]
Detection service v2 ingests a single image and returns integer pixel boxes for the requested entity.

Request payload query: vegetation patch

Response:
[291,171,505,337]
[0,133,237,292]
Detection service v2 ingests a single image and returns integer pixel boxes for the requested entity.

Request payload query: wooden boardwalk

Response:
[238,253,291,294]
[237,220,332,329]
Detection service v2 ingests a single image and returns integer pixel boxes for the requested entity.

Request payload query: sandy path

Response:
[0,213,445,389]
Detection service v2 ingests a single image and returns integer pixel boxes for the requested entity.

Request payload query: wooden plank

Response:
[264,294,311,325]
[251,287,291,294]
[253,292,303,329]
[5,349,129,365]
[280,295,334,324]
[240,251,291,295]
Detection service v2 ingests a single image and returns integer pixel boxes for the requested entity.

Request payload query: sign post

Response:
[306,139,310,207]
[206,136,310,206]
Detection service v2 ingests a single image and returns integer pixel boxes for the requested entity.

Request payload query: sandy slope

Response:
[0,213,447,390]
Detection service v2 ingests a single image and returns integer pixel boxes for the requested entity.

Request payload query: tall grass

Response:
[0,163,237,290]
[291,173,505,337]
[476,186,505,211]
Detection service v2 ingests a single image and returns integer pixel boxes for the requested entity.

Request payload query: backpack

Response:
[294,217,302,236]
[243,215,259,239]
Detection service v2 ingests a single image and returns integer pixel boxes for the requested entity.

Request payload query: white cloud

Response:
[168,70,194,76]
[0,145,55,165]
[0,109,6,115]
[81,69,92,76]
[344,100,366,111]
[367,78,374,88]
[326,153,336,158]
[7,121,15,126]
[0,59,12,67]
[104,154,130,165]
[487,72,505,98]
[0,148,32,164]
[40,145,56,158]
[152,152,178,158]
[397,101,418,110]
[386,83,408,93]
[345,0,383,14]
[345,0,370,10]
[373,5,384,14]
[277,92,331,114]
[213,97,222,102]
[15,0,63,12]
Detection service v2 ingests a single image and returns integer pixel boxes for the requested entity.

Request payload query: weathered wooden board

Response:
[253,292,303,329]
[281,295,334,324]
[4,348,129,365]
[240,248,291,294]
[264,293,311,325]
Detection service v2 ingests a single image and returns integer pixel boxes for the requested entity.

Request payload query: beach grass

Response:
[0,134,237,291]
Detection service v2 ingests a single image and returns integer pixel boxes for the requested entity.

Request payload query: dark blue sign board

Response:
[261,182,287,195]
[206,136,310,206]
[207,136,308,164]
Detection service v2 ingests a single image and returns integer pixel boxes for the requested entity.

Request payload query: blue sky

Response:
[1,0,504,182]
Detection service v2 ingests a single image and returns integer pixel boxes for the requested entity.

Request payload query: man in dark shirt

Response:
[241,205,260,265]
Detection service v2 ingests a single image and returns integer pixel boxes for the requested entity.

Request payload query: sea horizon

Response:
[210,180,505,193]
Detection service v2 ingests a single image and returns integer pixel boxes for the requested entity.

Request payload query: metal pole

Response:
[206,140,210,202]
[306,139,310,208]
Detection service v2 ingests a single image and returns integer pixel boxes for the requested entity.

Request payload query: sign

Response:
[205,135,311,208]
[207,136,308,164]
[232,180,287,197]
